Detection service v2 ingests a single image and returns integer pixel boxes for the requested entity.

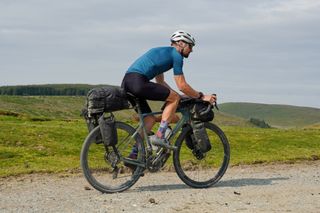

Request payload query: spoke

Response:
[116,132,133,149]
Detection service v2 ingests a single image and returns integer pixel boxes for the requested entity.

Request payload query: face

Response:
[180,42,193,58]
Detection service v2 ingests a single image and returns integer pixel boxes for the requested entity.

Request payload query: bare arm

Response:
[174,74,217,103]
[174,74,200,98]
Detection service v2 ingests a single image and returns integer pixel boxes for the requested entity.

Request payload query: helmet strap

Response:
[177,42,185,55]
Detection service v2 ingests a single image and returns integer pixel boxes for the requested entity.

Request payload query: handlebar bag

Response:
[190,102,214,122]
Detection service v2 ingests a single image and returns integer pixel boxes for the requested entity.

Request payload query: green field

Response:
[0,95,319,177]
[0,114,319,177]
[220,102,320,128]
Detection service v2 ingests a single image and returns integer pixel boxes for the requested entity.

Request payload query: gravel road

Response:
[1,161,320,213]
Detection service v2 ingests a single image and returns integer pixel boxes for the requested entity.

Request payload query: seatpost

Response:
[135,99,149,141]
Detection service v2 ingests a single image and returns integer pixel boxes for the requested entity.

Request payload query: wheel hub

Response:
[192,148,205,160]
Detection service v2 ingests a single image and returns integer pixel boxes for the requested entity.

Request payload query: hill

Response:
[2,95,319,128]
[0,84,111,96]
[0,95,250,127]
[305,123,320,130]
[219,102,320,128]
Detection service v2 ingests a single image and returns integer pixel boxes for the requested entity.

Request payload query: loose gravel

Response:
[1,161,320,213]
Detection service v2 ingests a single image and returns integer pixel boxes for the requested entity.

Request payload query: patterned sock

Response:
[156,120,168,139]
[131,144,138,155]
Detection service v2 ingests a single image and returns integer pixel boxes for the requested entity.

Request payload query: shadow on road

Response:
[216,177,289,188]
[131,177,289,192]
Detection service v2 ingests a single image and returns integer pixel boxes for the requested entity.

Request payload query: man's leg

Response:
[155,90,180,140]
[161,90,180,122]
[142,115,156,138]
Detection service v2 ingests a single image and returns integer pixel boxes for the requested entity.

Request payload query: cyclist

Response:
[121,30,216,154]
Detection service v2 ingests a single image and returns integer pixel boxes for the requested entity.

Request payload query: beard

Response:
[183,52,190,58]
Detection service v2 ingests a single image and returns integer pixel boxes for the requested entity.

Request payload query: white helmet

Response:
[170,30,196,46]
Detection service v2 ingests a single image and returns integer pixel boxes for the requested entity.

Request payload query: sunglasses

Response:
[187,43,194,49]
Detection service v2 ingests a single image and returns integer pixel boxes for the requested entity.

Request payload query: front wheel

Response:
[80,121,145,193]
[173,122,230,188]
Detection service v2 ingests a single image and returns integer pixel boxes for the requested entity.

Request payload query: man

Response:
[121,30,216,150]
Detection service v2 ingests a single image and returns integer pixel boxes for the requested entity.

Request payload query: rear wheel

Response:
[80,121,145,193]
[173,122,230,188]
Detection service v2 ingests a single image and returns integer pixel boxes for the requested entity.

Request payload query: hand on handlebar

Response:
[201,94,217,105]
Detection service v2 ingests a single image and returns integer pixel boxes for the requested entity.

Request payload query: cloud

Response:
[0,0,319,107]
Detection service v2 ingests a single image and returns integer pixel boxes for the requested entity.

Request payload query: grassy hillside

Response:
[1,84,318,128]
[1,96,319,128]
[0,96,85,119]
[1,96,319,177]
[0,114,319,177]
[305,123,320,130]
[0,84,111,96]
[0,95,250,126]
[220,102,320,128]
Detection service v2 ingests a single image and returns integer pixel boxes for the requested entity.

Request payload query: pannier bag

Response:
[185,130,196,150]
[81,108,96,132]
[190,102,214,122]
[98,115,117,146]
[81,108,102,143]
[87,86,130,115]
[191,120,212,153]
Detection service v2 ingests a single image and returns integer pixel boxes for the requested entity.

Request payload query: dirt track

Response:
[1,161,320,213]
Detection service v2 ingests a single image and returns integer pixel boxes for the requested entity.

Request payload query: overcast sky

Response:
[1,0,319,108]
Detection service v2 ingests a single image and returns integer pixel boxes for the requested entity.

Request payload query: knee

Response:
[170,91,180,104]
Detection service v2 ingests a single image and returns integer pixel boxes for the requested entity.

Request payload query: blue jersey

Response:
[127,47,184,80]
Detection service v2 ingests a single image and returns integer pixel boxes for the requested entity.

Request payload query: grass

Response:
[0,116,87,176]
[0,95,319,177]
[0,95,251,126]
[1,114,319,177]
[224,126,320,165]
[0,95,86,119]
[220,102,320,128]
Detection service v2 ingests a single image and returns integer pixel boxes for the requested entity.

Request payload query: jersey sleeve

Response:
[172,49,184,75]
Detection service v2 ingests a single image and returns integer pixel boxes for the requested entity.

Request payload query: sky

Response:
[0,0,319,108]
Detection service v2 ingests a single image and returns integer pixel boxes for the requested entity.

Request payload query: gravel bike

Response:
[80,94,230,193]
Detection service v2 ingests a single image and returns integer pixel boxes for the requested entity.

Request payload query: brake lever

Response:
[212,93,219,110]
[214,102,219,111]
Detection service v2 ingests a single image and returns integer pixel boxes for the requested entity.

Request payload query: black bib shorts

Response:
[121,72,170,114]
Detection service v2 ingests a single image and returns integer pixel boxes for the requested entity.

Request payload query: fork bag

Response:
[191,120,211,153]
